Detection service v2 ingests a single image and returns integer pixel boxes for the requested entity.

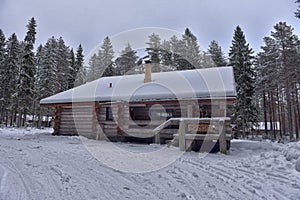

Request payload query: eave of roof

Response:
[40,66,236,105]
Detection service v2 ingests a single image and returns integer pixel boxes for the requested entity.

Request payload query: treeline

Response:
[0,2,299,141]
[85,22,300,140]
[256,22,300,140]
[85,29,226,82]
[0,17,85,127]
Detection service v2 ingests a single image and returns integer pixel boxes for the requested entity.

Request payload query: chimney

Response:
[144,60,152,83]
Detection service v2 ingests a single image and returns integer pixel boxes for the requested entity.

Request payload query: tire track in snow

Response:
[0,156,34,200]
[0,165,8,199]
[216,161,298,200]
[185,158,293,200]
[180,159,266,200]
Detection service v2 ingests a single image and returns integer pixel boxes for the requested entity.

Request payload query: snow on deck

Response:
[0,128,300,200]
[40,66,236,104]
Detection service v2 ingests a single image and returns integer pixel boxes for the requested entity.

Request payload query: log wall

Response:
[51,98,235,141]
[54,103,98,139]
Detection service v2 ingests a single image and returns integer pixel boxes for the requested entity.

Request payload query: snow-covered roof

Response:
[40,66,236,105]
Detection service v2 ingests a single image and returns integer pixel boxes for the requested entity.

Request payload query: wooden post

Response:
[187,105,193,118]
[154,131,160,144]
[218,119,227,154]
[53,106,61,135]
[117,104,122,136]
[179,120,186,151]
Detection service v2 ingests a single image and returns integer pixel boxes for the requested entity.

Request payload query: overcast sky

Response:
[0,0,299,59]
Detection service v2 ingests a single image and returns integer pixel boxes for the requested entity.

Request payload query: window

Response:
[106,107,113,120]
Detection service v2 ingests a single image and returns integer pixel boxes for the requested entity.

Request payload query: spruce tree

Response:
[4,33,20,123]
[37,37,58,99]
[182,28,201,69]
[56,37,70,92]
[146,33,161,72]
[100,36,115,77]
[88,36,114,79]
[170,35,189,71]
[229,26,257,137]
[74,44,85,86]
[18,17,37,124]
[67,48,76,89]
[208,40,227,67]
[0,29,6,122]
[115,43,138,75]
[296,0,300,19]
[160,40,173,68]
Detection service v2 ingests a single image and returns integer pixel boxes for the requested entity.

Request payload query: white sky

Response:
[0,0,299,58]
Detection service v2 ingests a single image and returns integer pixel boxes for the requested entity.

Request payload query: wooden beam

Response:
[179,121,186,151]
[218,119,227,154]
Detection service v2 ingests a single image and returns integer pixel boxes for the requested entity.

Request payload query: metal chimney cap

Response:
[144,60,152,64]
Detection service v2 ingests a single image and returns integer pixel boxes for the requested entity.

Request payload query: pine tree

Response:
[115,43,138,75]
[256,37,282,138]
[270,22,300,139]
[229,26,257,137]
[18,17,37,125]
[208,40,227,67]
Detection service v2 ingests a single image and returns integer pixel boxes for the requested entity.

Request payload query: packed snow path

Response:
[0,128,300,200]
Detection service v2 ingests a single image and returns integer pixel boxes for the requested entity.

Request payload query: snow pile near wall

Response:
[0,127,53,137]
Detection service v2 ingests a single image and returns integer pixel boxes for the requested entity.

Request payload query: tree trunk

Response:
[263,90,268,137]
[276,87,282,138]
[293,85,299,139]
[282,44,293,140]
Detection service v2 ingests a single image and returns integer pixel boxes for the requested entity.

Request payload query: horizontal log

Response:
[60,124,92,129]
[102,129,117,135]
[173,134,231,141]
[103,124,118,129]
[100,121,117,125]
[62,114,93,118]
[127,120,165,126]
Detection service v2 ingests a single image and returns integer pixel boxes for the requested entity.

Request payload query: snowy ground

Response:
[0,128,300,200]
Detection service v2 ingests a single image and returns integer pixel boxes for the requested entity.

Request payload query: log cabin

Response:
[40,65,236,149]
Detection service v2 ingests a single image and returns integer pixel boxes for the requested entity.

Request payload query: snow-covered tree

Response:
[115,43,138,75]
[296,0,300,19]
[4,33,20,121]
[87,36,114,80]
[18,17,37,124]
[229,26,257,137]
[37,37,58,99]
[208,40,227,67]
[182,28,201,69]
[269,22,299,139]
[160,40,173,67]
[74,44,86,86]
[146,33,161,72]
[100,37,115,77]
[0,29,6,122]
[67,48,76,89]
[56,37,70,92]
